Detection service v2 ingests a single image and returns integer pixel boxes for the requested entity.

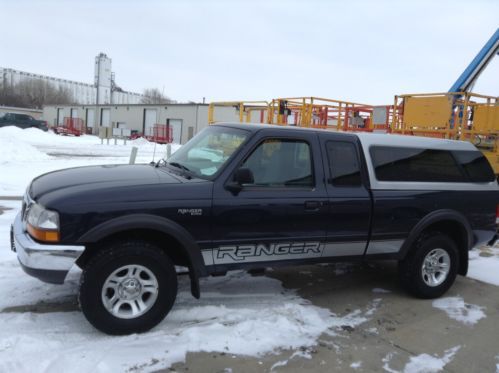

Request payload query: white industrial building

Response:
[0,53,143,105]
[42,103,241,144]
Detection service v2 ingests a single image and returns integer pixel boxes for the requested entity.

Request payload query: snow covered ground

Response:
[1,125,499,372]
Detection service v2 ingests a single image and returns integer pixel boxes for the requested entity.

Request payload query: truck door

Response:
[210,130,329,269]
[320,134,372,258]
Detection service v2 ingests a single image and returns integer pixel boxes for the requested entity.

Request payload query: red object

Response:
[53,117,85,136]
[145,124,173,144]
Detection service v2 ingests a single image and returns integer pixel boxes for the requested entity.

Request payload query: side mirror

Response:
[234,168,254,184]
[226,168,254,194]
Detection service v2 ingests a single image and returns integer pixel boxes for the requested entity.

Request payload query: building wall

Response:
[42,104,241,144]
[1,54,144,105]
[0,105,43,120]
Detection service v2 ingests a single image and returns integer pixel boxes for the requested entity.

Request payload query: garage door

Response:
[144,109,157,136]
[101,108,110,127]
[86,109,95,128]
[169,119,182,144]
[57,108,64,125]
[70,108,78,118]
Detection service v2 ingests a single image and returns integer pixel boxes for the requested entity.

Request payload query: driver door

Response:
[210,130,329,269]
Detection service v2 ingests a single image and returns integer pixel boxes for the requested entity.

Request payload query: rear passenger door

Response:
[320,134,372,258]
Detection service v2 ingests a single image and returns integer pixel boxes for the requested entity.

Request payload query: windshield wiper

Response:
[168,161,191,172]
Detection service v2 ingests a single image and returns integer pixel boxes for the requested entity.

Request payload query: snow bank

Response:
[0,126,182,196]
[0,137,52,163]
[432,297,485,326]
[0,126,98,146]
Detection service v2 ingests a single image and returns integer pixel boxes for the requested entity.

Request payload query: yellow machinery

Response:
[392,92,499,172]
[209,97,393,132]
[209,93,499,173]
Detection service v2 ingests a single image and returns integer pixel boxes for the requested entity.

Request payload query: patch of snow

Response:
[290,348,313,360]
[403,346,460,373]
[372,288,391,293]
[432,297,486,326]
[270,359,289,371]
[382,352,399,373]
[350,361,362,369]
[468,247,499,286]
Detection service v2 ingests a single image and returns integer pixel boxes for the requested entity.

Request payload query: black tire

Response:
[78,240,177,335]
[399,232,459,299]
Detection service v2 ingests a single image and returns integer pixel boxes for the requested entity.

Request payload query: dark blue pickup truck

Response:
[0,112,48,131]
[10,123,499,334]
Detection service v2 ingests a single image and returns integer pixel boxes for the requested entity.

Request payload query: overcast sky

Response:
[1,0,497,104]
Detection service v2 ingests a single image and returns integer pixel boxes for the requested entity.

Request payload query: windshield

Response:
[166,126,250,179]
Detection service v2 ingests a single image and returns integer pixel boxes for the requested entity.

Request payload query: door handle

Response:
[304,201,321,211]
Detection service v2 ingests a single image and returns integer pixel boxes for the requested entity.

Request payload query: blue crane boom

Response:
[449,28,499,93]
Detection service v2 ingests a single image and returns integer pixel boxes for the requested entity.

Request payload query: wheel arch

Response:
[76,214,207,298]
[399,209,473,276]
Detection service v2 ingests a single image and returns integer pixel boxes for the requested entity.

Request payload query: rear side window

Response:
[453,150,495,182]
[370,146,465,182]
[326,141,362,186]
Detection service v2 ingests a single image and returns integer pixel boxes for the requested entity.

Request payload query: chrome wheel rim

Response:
[101,264,159,319]
[421,248,450,287]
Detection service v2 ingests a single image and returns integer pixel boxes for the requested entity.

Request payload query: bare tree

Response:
[140,88,175,104]
[0,78,75,109]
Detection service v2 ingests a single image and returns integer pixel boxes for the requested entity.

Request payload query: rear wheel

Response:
[79,240,177,335]
[399,232,459,299]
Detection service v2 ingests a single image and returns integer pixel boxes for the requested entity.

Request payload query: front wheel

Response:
[79,240,178,335]
[399,232,459,299]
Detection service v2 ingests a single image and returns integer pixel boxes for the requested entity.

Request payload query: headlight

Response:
[26,203,60,242]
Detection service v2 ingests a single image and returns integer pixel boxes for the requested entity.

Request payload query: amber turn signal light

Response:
[27,224,60,243]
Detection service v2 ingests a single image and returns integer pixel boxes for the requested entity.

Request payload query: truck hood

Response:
[30,164,181,201]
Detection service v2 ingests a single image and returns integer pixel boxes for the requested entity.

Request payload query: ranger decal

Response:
[212,242,322,264]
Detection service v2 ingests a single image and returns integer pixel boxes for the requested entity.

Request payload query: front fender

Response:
[77,214,207,297]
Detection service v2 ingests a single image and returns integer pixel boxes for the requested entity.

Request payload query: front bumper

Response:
[10,212,85,284]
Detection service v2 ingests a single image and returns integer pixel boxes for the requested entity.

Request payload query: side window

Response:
[370,146,465,182]
[453,150,495,182]
[241,139,314,187]
[326,141,362,187]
